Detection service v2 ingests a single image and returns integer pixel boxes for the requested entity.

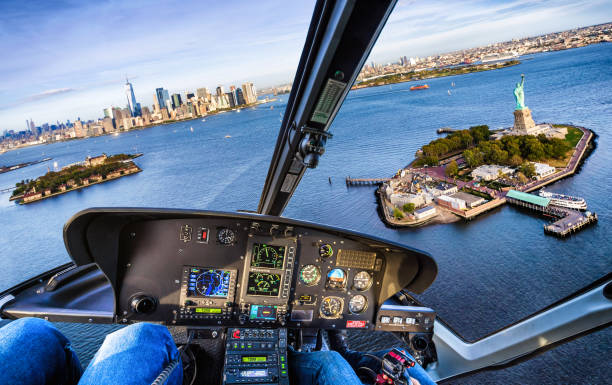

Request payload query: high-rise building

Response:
[197,87,209,101]
[171,93,183,109]
[236,88,246,106]
[103,107,113,119]
[186,92,195,100]
[155,88,170,111]
[102,117,115,133]
[216,86,224,97]
[242,82,257,104]
[226,92,236,108]
[153,93,160,112]
[125,78,141,117]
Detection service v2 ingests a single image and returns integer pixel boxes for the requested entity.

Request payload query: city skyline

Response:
[0,0,611,131]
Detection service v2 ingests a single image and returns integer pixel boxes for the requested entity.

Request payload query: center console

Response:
[223,327,289,384]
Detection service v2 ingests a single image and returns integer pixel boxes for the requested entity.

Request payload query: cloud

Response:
[24,88,74,102]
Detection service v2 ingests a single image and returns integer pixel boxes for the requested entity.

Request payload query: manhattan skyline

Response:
[1,0,611,131]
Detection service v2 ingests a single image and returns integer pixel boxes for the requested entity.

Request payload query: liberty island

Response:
[375,75,597,237]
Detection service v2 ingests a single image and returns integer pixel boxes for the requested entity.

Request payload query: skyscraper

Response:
[242,82,257,104]
[216,86,224,97]
[196,87,209,101]
[125,78,140,117]
[155,88,170,111]
[236,88,246,106]
[171,93,183,109]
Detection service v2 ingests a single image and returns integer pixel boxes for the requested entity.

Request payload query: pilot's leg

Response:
[327,331,436,385]
[78,322,182,385]
[0,317,83,385]
[288,349,362,385]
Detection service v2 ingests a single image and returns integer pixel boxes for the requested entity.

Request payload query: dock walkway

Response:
[346,177,390,186]
[505,190,597,237]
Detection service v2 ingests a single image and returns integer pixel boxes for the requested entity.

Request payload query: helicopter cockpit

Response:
[0,1,610,385]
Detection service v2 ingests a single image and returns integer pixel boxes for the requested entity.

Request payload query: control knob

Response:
[130,295,157,314]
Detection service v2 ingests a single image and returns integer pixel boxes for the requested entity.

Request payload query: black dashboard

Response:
[39,209,437,332]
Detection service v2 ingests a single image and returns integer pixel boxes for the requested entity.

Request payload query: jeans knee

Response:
[7,317,59,337]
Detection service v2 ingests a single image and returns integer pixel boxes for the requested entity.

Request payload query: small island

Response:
[369,75,597,237]
[10,153,142,204]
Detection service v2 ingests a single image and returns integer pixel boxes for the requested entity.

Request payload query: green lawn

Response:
[564,126,583,148]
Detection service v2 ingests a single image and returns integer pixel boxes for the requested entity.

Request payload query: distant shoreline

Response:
[352,60,521,90]
[0,99,274,156]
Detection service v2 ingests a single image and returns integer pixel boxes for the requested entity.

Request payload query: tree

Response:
[402,203,416,213]
[392,208,404,219]
[445,160,459,177]
[518,162,536,178]
[516,172,528,184]
[509,154,523,167]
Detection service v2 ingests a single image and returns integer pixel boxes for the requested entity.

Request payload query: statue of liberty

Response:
[513,74,525,110]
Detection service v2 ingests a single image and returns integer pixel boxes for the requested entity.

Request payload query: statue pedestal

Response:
[513,107,536,134]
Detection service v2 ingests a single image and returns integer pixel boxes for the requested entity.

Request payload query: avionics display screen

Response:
[246,272,281,297]
[242,356,268,363]
[249,305,277,320]
[195,308,222,314]
[250,243,285,269]
[240,369,267,378]
[186,268,231,298]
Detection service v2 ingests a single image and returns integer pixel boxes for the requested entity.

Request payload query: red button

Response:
[232,329,240,339]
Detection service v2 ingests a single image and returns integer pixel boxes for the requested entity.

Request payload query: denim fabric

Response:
[78,322,182,385]
[0,317,83,385]
[289,348,362,385]
[339,348,436,385]
[0,318,182,385]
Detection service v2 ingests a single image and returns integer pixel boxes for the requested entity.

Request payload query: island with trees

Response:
[11,153,142,204]
[378,123,595,228]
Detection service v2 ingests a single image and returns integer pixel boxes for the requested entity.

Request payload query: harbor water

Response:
[1,43,611,383]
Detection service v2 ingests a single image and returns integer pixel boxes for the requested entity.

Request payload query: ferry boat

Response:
[539,190,587,210]
[481,52,519,63]
[410,84,429,91]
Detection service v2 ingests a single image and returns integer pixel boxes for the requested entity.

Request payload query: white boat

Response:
[225,135,231,138]
[539,190,587,210]
[201,119,206,122]
[190,126,194,132]
[481,52,518,63]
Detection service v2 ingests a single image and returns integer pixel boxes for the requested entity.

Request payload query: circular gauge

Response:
[320,296,343,318]
[348,294,368,314]
[319,244,334,258]
[353,271,373,291]
[326,268,347,290]
[299,264,321,286]
[217,228,235,245]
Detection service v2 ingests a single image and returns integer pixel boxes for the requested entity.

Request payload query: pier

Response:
[506,190,597,237]
[346,177,390,186]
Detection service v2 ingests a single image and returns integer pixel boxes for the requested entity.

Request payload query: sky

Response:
[0,0,610,131]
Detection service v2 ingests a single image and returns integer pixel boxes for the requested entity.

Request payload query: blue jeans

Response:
[289,348,363,385]
[0,318,182,385]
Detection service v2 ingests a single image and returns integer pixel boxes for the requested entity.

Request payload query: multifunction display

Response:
[246,272,281,297]
[186,268,232,298]
[249,305,277,320]
[251,243,285,269]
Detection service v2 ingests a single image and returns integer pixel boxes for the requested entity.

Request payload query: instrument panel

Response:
[61,210,436,331]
